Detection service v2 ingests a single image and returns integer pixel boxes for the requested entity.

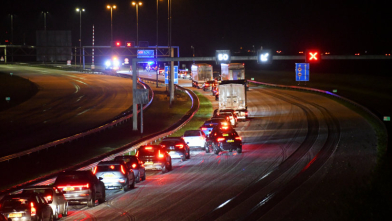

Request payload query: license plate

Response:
[63,187,75,191]
[8,213,23,218]
[104,174,114,178]
[223,134,229,137]
[145,161,153,165]
[227,140,234,143]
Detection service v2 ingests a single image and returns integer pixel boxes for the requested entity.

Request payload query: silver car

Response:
[94,160,135,191]
[182,130,207,149]
[22,186,68,219]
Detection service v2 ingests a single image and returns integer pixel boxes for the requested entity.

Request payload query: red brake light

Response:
[136,151,139,157]
[235,137,242,141]
[175,144,184,149]
[245,111,248,116]
[217,137,225,142]
[145,146,152,150]
[205,83,209,86]
[120,165,126,174]
[201,127,207,130]
[161,145,166,148]
[158,150,164,158]
[220,126,229,130]
[132,163,137,168]
[92,166,97,175]
[45,195,52,201]
[31,202,36,216]
[110,165,115,169]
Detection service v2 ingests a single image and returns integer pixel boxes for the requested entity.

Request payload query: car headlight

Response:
[105,61,111,67]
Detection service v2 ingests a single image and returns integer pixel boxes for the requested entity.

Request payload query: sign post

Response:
[134,89,149,134]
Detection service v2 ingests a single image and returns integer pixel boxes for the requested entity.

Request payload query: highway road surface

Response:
[60,71,377,220]
[0,65,134,157]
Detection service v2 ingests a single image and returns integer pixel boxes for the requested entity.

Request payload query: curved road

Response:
[58,73,377,220]
[0,65,134,156]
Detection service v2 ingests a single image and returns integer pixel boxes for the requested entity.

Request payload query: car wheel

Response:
[237,147,242,153]
[62,203,68,217]
[87,193,95,207]
[98,189,106,204]
[214,144,220,155]
[182,153,186,161]
[124,179,130,191]
[136,173,141,183]
[205,143,210,153]
[130,178,135,189]
[168,161,173,171]
[162,165,168,173]
[142,171,146,181]
[186,149,190,159]
[49,211,54,221]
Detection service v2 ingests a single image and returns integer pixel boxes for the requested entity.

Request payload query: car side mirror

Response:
[47,199,53,204]
[99,177,103,181]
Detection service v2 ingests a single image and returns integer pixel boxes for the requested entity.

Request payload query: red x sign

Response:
[305,50,321,63]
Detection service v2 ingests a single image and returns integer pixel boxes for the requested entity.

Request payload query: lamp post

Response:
[76,8,85,68]
[132,2,142,46]
[107,5,117,44]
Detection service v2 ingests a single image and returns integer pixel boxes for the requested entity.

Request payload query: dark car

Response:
[137,145,172,173]
[22,186,68,219]
[54,170,105,207]
[93,160,135,191]
[206,127,242,154]
[0,193,53,221]
[202,80,217,91]
[160,137,190,161]
[200,119,230,136]
[114,155,146,183]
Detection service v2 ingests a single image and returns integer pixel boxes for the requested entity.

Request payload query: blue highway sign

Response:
[174,66,178,84]
[164,66,170,84]
[295,63,309,81]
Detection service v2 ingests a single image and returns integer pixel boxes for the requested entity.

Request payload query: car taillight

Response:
[31,202,36,216]
[235,137,242,141]
[121,165,126,175]
[145,146,152,150]
[158,150,164,158]
[92,166,97,175]
[220,126,229,130]
[201,127,207,130]
[45,195,52,202]
[205,83,209,86]
[136,151,139,157]
[132,163,137,168]
[245,111,248,116]
[58,183,89,191]
[161,145,166,148]
[217,137,225,142]
[222,122,228,126]
[175,144,184,149]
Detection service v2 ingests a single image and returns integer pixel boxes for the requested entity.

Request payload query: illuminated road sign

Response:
[174,66,178,84]
[295,63,309,81]
[305,50,321,63]
[216,50,231,64]
[165,66,170,84]
[257,49,272,64]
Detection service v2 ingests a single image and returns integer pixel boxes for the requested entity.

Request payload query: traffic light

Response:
[110,41,122,47]
[305,50,321,63]
[257,49,272,64]
[115,41,121,47]
[125,41,135,47]
[216,50,231,64]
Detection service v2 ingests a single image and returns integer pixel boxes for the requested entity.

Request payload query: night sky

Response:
[1,0,392,57]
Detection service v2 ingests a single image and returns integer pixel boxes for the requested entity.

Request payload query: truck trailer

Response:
[218,80,248,121]
[220,63,245,80]
[191,63,213,88]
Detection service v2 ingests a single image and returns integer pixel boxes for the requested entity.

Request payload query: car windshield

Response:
[184,131,200,136]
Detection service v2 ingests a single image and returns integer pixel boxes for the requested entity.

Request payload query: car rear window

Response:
[1,198,30,208]
[184,131,200,136]
[114,156,138,164]
[138,147,158,156]
[23,189,52,196]
[219,131,238,138]
[96,164,122,172]
[55,174,89,183]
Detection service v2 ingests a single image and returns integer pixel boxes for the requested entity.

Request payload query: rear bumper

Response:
[144,162,165,170]
[218,142,242,151]
[167,150,185,159]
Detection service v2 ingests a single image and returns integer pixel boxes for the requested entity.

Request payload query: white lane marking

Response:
[73,79,88,85]
[76,95,84,102]
[77,109,91,116]
[74,84,80,93]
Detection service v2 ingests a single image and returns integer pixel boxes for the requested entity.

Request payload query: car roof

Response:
[162,137,183,141]
[58,170,92,175]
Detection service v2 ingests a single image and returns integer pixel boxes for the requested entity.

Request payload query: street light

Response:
[131,2,142,46]
[107,5,117,44]
[76,8,85,68]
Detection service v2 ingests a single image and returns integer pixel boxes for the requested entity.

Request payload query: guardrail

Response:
[1,80,199,195]
[247,79,387,133]
[0,80,151,163]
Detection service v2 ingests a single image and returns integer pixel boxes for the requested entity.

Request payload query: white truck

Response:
[191,63,213,88]
[220,63,245,80]
[218,80,248,121]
